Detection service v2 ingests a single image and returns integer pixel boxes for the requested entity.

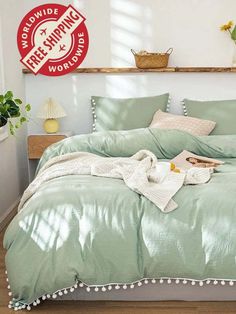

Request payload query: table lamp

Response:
[37,98,66,134]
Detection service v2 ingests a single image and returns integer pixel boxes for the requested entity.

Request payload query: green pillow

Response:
[91,94,170,132]
[183,99,236,135]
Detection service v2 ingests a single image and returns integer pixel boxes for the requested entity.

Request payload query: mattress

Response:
[58,282,236,301]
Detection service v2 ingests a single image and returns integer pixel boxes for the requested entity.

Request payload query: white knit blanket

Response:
[19,150,212,213]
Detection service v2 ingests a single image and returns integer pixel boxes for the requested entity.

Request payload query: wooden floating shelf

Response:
[22,67,236,74]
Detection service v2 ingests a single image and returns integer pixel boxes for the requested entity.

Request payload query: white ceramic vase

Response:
[0,124,8,141]
[232,45,236,67]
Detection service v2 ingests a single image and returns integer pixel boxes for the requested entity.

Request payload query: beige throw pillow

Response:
[149,110,216,136]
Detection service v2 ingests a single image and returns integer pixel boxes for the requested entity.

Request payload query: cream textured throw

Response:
[19,150,212,213]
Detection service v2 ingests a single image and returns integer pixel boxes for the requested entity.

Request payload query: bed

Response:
[4,128,236,310]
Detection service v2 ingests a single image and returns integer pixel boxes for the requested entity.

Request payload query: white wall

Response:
[0,0,28,222]
[24,0,236,135]
[0,0,234,218]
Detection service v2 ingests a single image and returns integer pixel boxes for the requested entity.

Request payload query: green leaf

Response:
[9,121,14,135]
[14,98,23,105]
[4,91,13,100]
[231,26,236,40]
[6,99,18,108]
[25,104,31,112]
[0,95,4,103]
[20,117,27,124]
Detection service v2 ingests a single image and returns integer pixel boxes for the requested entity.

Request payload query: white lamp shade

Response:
[37,98,67,119]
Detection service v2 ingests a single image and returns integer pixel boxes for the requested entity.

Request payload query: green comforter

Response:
[4,129,236,308]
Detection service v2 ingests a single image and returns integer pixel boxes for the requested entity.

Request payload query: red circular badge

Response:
[17,4,89,76]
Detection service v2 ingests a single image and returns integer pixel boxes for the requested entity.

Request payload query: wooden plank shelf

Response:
[22,67,236,74]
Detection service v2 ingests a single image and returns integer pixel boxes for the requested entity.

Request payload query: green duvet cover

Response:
[4,129,236,309]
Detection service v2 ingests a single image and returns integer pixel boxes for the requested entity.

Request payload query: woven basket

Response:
[131,48,173,69]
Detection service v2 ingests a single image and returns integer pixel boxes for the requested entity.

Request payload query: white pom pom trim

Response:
[6,273,236,311]
[91,99,97,132]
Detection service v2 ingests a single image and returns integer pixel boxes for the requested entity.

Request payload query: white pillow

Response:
[149,110,216,136]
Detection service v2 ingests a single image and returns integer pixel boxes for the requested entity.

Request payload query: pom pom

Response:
[94,287,99,292]
[33,301,37,306]
[6,278,9,282]
[199,281,204,286]
[151,279,156,284]
[7,285,10,289]
[5,270,7,275]
[47,294,51,298]
[27,305,31,311]
[101,286,106,292]
[42,295,46,300]
[52,294,57,299]
[191,281,196,286]
[144,279,148,284]
[123,285,127,290]
[37,299,41,304]
[86,287,91,292]
[22,305,26,309]
[137,282,142,287]
[8,292,12,296]
[64,289,68,295]
[206,280,211,284]
[70,287,75,292]
[14,307,18,311]
[8,304,12,309]
[115,285,120,290]
[213,280,218,285]
[221,281,225,286]
[229,281,234,286]
[175,279,180,284]
[58,291,63,296]
[159,279,164,284]
[79,283,84,288]
[167,279,171,284]
[74,284,78,289]
[130,284,135,289]
[108,285,112,290]
[183,280,187,284]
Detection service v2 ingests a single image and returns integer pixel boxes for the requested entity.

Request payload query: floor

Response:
[1,227,236,313]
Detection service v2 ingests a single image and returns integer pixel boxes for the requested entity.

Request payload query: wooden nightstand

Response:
[27,132,72,181]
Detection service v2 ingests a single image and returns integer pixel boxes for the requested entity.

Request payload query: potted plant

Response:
[0,91,31,136]
[220,21,236,66]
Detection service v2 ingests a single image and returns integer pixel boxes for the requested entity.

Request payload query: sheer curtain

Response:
[0,15,8,141]
[0,16,5,93]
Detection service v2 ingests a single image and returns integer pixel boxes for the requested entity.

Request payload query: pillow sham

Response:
[91,94,170,132]
[149,110,216,136]
[183,99,236,135]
